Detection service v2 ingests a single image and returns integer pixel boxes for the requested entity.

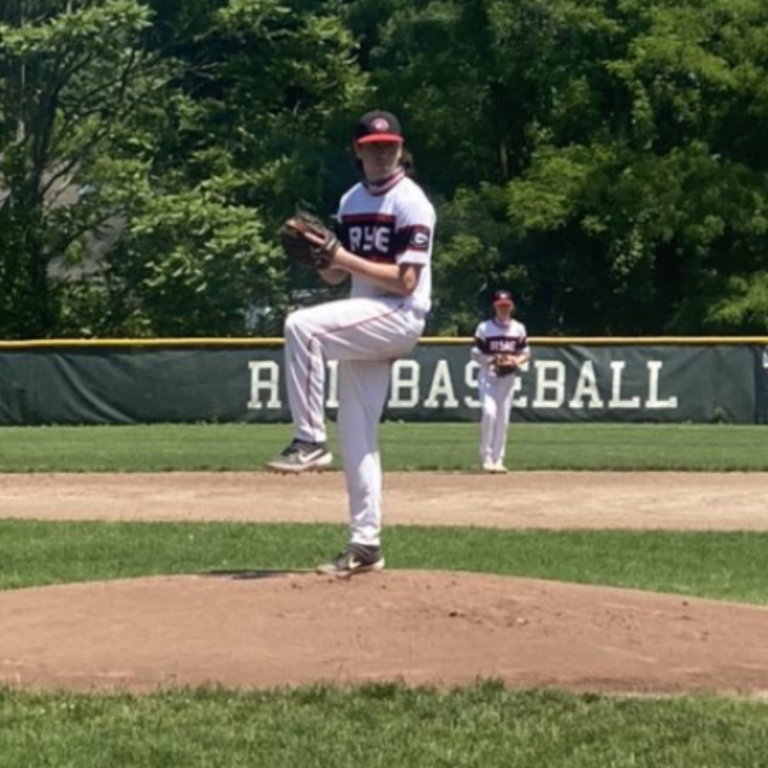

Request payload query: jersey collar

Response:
[363,168,406,196]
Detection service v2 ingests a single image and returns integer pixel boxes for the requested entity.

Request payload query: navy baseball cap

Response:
[493,290,514,306]
[355,110,404,144]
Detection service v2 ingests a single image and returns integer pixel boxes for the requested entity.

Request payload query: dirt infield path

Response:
[2,471,768,529]
[2,471,768,696]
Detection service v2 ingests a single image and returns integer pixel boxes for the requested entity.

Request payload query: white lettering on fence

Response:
[247,357,679,412]
[568,361,604,409]
[389,360,420,408]
[532,361,566,408]
[464,362,481,408]
[646,361,678,409]
[424,360,459,408]
[326,360,339,409]
[608,361,641,408]
[247,361,280,409]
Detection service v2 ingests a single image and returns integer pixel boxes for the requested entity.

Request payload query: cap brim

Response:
[494,298,513,305]
[356,133,404,144]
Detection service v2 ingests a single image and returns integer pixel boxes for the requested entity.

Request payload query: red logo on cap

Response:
[371,118,390,131]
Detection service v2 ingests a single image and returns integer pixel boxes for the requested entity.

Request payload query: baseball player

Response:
[471,290,531,473]
[265,110,436,576]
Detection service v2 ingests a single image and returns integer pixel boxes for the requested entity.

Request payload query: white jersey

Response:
[336,174,435,314]
[472,317,529,367]
[472,316,530,469]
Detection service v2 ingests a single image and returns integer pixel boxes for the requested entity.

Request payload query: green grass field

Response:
[0,422,766,471]
[1,423,767,767]
[2,521,768,604]
[1,684,767,768]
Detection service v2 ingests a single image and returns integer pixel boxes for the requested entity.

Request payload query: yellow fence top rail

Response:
[0,336,766,350]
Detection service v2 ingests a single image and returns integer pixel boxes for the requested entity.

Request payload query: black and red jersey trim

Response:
[340,213,396,226]
[475,335,528,354]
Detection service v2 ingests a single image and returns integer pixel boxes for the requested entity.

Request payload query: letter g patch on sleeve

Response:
[407,224,431,251]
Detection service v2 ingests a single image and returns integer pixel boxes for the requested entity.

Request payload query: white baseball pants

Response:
[284,296,425,546]
[478,371,518,466]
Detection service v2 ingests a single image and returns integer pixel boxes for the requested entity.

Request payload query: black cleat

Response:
[264,439,333,474]
[316,543,385,576]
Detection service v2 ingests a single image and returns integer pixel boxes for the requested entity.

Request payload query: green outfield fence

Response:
[0,337,766,426]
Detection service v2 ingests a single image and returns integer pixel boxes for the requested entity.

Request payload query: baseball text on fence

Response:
[247,358,678,412]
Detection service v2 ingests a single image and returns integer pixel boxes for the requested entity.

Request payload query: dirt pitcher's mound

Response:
[2,571,768,697]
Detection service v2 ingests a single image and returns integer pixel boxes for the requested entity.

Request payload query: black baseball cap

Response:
[493,290,514,306]
[355,110,404,144]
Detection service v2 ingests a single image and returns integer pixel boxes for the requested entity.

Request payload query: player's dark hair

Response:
[401,148,415,175]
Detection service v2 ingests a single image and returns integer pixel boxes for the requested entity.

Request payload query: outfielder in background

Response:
[266,110,436,576]
[471,290,531,473]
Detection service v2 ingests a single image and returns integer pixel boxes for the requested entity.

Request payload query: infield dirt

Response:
[1,471,767,696]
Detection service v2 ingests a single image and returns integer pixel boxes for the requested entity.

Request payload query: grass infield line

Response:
[1,422,767,472]
[1,521,767,604]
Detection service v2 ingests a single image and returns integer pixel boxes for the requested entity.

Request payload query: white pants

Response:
[284,296,425,546]
[478,370,517,465]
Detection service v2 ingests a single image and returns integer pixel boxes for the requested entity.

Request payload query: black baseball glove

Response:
[492,354,518,377]
[279,210,341,270]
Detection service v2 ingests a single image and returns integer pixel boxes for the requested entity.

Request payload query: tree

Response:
[0,0,160,337]
[98,0,373,336]
[345,0,768,335]
[4,0,767,338]
[505,0,768,333]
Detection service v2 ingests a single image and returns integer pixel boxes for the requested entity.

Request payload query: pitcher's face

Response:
[355,140,403,181]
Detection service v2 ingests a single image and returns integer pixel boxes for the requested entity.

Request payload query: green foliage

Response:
[2,0,768,338]
[428,185,526,335]
[119,0,372,336]
[705,272,768,333]
[0,1,158,337]
[121,190,280,336]
[501,0,768,333]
